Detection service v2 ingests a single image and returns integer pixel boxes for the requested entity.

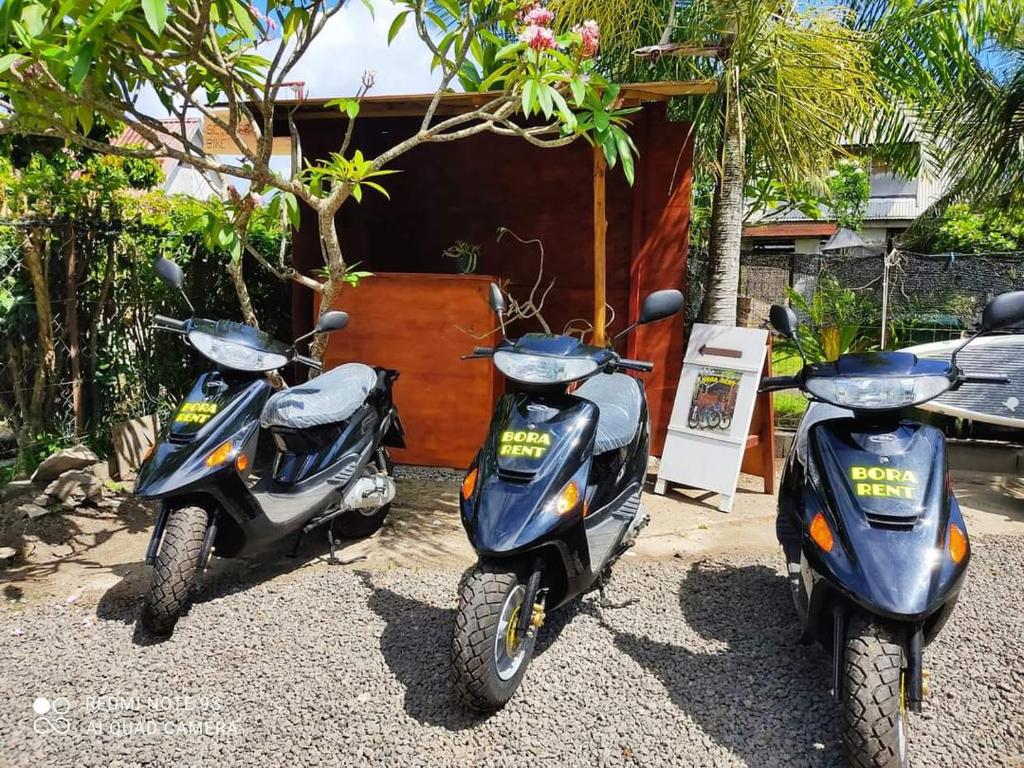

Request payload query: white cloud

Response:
[286,1,441,97]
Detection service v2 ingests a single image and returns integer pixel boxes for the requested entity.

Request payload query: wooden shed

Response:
[282,83,708,468]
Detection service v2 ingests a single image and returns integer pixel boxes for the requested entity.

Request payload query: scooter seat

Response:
[576,373,643,453]
[260,362,378,430]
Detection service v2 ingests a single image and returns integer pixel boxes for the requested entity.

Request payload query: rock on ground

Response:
[0,536,1021,767]
[30,446,99,484]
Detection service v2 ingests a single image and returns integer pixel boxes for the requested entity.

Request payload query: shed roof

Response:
[273,80,716,120]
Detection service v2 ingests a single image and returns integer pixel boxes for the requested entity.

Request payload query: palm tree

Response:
[551,0,1017,325]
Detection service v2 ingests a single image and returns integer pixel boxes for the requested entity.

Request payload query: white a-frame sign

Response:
[655,323,769,512]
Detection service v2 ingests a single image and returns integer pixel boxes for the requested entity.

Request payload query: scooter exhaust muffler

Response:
[343,473,396,510]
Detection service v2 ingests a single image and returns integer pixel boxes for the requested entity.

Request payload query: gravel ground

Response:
[1,536,1022,768]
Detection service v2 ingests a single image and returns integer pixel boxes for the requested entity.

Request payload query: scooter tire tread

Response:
[451,561,530,712]
[842,615,906,768]
[140,505,207,636]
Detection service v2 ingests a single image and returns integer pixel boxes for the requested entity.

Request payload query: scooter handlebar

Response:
[760,375,799,392]
[616,358,654,373]
[153,315,187,333]
[961,373,1010,384]
[293,354,323,371]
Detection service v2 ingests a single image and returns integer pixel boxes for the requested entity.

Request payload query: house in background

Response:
[112,118,224,199]
[741,140,949,255]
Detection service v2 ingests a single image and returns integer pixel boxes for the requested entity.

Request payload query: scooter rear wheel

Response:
[140,505,208,636]
[452,561,536,712]
[842,614,908,768]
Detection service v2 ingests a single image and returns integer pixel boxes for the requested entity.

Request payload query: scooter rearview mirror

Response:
[769,304,800,339]
[639,289,684,324]
[315,310,350,334]
[154,257,184,290]
[488,283,508,340]
[153,257,195,316]
[981,290,1024,332]
[488,283,506,315]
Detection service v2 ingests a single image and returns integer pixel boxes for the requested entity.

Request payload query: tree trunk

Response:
[226,256,260,329]
[309,208,346,361]
[66,226,84,436]
[700,102,746,327]
[23,229,55,435]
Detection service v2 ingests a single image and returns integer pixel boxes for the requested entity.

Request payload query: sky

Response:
[134,1,440,117]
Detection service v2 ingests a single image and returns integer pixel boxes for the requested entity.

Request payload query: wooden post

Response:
[593,146,608,346]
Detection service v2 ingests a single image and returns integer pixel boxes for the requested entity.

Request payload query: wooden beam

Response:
[593,146,608,347]
[633,44,724,61]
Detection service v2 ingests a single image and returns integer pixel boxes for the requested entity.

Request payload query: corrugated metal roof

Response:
[111,118,202,181]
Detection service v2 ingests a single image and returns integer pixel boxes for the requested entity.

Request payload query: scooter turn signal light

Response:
[205,441,234,468]
[948,522,968,564]
[555,481,580,515]
[235,452,250,473]
[809,512,834,553]
[461,468,478,499]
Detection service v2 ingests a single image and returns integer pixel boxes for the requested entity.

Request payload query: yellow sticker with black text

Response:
[174,402,219,425]
[849,466,918,500]
[499,430,551,459]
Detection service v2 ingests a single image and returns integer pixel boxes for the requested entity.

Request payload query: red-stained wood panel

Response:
[320,273,497,468]
[627,104,693,455]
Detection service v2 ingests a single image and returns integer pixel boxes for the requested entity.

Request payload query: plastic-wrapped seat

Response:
[261,363,377,430]
[576,373,643,453]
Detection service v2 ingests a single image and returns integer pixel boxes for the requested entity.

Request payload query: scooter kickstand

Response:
[326,521,341,565]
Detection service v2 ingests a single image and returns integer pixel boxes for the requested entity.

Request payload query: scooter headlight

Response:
[804,374,952,410]
[493,351,598,385]
[189,331,289,372]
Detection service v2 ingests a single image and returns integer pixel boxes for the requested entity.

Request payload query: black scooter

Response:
[761,291,1024,768]
[452,284,683,711]
[136,257,405,634]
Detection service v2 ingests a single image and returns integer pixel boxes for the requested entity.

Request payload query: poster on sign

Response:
[655,324,769,512]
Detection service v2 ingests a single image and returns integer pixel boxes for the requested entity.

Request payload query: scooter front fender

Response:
[462,392,597,556]
[135,375,269,500]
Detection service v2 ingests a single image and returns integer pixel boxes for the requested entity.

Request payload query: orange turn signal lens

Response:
[235,452,250,473]
[461,468,478,499]
[809,512,834,553]
[948,522,968,564]
[205,441,234,468]
[555,481,580,515]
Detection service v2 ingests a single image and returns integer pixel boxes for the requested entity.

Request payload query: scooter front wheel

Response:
[140,505,208,636]
[842,614,908,768]
[452,561,537,712]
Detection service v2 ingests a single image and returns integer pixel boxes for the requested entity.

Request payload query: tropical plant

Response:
[827,159,871,233]
[911,203,1024,253]
[785,274,878,363]
[0,0,637,356]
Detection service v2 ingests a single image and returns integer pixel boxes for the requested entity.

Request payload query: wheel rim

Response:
[494,584,529,681]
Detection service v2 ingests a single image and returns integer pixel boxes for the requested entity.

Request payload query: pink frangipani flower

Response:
[575,19,600,58]
[524,6,555,26]
[520,24,556,52]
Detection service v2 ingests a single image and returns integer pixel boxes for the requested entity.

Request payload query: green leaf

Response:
[387,11,409,44]
[0,54,22,74]
[614,128,635,186]
[521,79,537,117]
[363,181,390,199]
[345,100,359,120]
[21,4,45,37]
[141,0,168,35]
[593,109,610,132]
[283,192,300,229]
[69,43,94,90]
[360,0,374,19]
[537,84,554,120]
[570,76,585,107]
[550,89,576,131]
[351,183,363,203]
[495,41,522,61]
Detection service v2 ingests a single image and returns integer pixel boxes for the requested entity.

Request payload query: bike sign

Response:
[656,324,769,512]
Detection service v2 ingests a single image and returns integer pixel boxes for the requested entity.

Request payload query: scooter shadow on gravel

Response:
[357,569,579,728]
[601,560,841,768]
[96,536,348,646]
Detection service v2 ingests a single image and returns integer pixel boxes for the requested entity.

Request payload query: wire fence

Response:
[688,247,1024,427]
